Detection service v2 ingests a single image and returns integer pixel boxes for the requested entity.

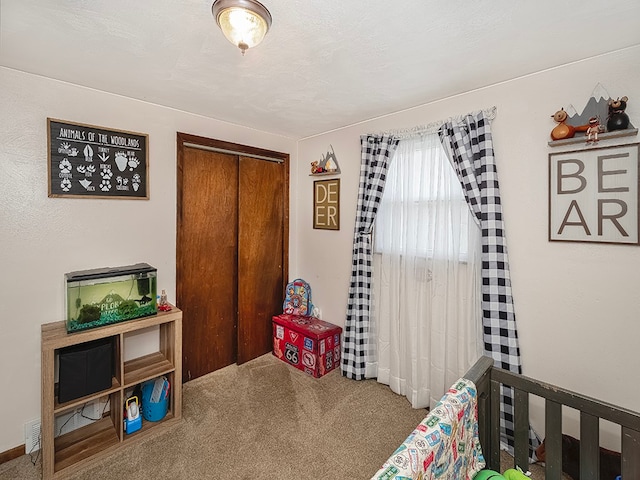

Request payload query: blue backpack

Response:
[283,279,314,316]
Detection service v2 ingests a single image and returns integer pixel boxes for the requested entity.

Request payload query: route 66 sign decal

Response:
[284,342,299,365]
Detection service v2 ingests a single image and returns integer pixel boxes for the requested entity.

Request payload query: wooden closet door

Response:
[177,133,289,381]
[237,156,285,364]
[177,147,238,381]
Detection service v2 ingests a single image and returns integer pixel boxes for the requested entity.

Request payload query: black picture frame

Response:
[47,118,149,199]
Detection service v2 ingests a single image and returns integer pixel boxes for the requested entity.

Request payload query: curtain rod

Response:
[372,106,497,139]
[182,142,285,164]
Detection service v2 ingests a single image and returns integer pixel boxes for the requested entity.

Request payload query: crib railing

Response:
[464,356,640,480]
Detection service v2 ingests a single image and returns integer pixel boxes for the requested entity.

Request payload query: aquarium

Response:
[65,263,157,333]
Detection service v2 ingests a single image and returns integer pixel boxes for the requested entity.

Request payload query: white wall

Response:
[0,67,297,452]
[3,45,640,454]
[295,46,640,442]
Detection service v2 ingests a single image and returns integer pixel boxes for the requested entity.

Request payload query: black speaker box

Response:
[58,337,113,403]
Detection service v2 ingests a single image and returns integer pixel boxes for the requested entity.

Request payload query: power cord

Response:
[28,433,41,466]
[56,397,111,437]
[28,397,112,473]
[80,398,110,421]
[55,410,80,437]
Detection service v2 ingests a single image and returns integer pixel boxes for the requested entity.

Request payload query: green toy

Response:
[474,466,530,480]
[473,470,506,480]
[503,467,530,480]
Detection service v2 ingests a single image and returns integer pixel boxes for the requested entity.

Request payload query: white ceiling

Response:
[2,1,640,139]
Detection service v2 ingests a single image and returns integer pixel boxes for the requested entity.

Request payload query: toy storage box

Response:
[65,263,157,333]
[272,314,342,378]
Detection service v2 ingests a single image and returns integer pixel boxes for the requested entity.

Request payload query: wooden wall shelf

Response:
[41,306,182,479]
[309,171,340,177]
[548,128,637,147]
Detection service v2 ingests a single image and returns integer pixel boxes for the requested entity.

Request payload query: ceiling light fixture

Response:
[211,0,272,55]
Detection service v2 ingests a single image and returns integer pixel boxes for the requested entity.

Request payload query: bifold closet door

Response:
[178,148,238,381]
[237,156,285,364]
[178,141,287,382]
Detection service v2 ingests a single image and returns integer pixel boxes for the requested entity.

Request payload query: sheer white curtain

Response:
[367,132,482,409]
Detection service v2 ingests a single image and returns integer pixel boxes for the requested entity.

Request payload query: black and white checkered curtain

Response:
[341,134,400,380]
[438,111,540,457]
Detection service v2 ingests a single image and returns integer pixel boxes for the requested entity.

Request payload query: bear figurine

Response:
[607,96,630,132]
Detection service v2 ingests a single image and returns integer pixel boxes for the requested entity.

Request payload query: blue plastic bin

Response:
[141,381,169,421]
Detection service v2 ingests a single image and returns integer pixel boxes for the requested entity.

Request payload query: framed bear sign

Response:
[47,118,149,199]
[549,143,639,244]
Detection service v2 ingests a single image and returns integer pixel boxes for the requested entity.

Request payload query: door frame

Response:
[176,132,290,373]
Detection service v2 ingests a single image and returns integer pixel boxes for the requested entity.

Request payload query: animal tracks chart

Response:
[48,118,149,199]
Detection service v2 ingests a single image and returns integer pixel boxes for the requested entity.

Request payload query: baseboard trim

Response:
[0,444,25,465]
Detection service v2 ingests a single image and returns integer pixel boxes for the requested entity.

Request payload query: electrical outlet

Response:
[25,419,41,453]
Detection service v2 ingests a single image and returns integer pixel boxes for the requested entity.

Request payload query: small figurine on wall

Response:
[586,116,601,144]
[311,145,341,175]
[550,108,578,140]
[607,96,630,131]
[310,160,324,174]
[549,85,636,145]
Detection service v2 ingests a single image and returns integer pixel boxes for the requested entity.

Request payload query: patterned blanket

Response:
[371,378,485,480]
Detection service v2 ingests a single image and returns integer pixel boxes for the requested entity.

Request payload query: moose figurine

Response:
[550,108,591,140]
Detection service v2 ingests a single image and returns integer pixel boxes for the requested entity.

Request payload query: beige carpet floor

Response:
[1,354,561,479]
[2,354,428,479]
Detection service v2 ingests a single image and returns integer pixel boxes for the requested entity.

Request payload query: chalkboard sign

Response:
[47,118,149,199]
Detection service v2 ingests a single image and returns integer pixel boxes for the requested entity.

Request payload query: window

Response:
[374,133,474,262]
[369,132,482,408]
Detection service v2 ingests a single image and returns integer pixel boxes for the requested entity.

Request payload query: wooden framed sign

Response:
[47,118,149,199]
[313,178,340,230]
[549,143,639,244]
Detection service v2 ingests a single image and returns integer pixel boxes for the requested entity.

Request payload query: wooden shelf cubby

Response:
[41,306,182,479]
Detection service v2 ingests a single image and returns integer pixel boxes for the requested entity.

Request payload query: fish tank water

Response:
[65,263,157,333]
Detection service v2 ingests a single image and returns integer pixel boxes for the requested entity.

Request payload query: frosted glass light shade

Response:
[212,0,272,54]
